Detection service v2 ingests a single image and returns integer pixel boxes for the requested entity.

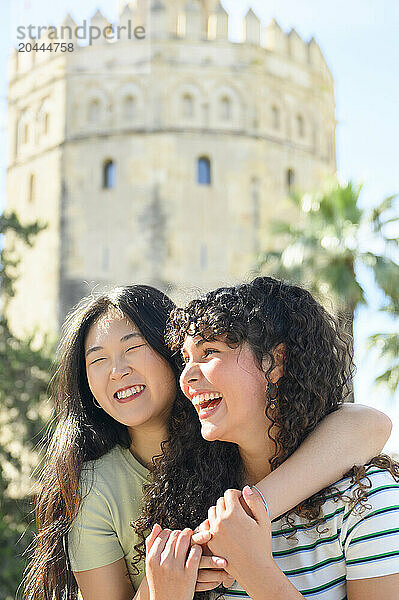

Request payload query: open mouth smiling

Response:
[114,385,146,402]
[191,392,223,418]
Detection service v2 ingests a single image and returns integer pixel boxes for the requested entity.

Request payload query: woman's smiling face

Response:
[85,310,176,430]
[180,335,268,445]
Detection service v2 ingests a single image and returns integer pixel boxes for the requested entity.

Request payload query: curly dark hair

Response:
[133,276,399,599]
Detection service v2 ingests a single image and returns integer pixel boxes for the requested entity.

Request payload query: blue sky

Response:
[1,1,398,450]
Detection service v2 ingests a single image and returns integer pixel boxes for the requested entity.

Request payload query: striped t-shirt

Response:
[221,467,399,599]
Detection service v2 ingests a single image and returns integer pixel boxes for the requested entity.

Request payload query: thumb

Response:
[192,529,212,545]
[192,518,211,545]
[242,486,269,524]
[145,523,162,551]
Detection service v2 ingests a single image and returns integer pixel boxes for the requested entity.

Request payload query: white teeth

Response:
[192,392,223,406]
[116,385,144,399]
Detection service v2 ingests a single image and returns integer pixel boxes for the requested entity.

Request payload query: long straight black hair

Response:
[23,285,204,600]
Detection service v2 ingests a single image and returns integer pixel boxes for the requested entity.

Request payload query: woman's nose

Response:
[181,362,200,387]
[110,357,131,380]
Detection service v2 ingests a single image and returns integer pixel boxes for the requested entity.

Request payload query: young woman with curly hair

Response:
[142,277,399,600]
[24,284,391,600]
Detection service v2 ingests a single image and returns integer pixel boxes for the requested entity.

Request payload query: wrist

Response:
[134,577,150,600]
[234,557,280,598]
[240,560,304,600]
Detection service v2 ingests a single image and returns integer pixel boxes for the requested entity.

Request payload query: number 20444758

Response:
[18,42,74,52]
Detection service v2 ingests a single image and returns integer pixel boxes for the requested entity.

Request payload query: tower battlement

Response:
[9,2,331,81]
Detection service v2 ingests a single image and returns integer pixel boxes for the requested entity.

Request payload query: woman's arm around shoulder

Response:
[347,574,399,600]
[253,403,392,520]
[74,558,138,600]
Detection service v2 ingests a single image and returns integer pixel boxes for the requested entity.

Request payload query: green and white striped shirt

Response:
[222,467,399,599]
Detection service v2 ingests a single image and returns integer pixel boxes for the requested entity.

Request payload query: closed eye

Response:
[90,357,106,365]
[203,348,219,358]
[126,344,146,352]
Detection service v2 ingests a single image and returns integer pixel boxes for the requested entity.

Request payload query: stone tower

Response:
[6,1,336,339]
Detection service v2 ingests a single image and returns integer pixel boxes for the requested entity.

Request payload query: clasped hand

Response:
[195,486,273,582]
[145,486,272,600]
[145,525,234,600]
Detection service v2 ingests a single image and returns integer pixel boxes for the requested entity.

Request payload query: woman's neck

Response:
[240,449,272,486]
[128,423,168,470]
[238,430,278,486]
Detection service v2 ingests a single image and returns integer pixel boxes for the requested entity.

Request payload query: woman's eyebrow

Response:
[86,333,143,357]
[85,345,103,357]
[181,338,211,355]
[120,332,143,343]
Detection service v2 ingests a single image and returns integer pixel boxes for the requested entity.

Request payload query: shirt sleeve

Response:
[68,473,124,572]
[343,475,399,580]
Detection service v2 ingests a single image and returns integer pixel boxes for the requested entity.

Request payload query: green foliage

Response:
[0,212,52,599]
[369,333,399,393]
[0,316,52,599]
[0,492,39,600]
[257,180,399,394]
[0,211,46,299]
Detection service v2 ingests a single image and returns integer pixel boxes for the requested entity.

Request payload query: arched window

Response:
[103,160,116,189]
[123,96,136,120]
[28,173,35,203]
[88,99,100,123]
[286,168,295,191]
[220,96,231,120]
[197,156,211,185]
[182,94,194,118]
[297,114,305,138]
[272,105,280,130]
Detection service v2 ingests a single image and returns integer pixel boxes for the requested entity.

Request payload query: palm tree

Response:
[257,180,399,396]
[367,196,399,394]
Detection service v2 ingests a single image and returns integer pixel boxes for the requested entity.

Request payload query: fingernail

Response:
[216,558,227,567]
[243,485,254,495]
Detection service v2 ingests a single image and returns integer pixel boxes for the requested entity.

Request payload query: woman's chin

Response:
[200,422,228,442]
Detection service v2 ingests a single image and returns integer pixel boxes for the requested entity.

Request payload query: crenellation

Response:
[209,1,228,41]
[184,1,203,40]
[287,29,308,63]
[244,9,261,46]
[89,9,110,45]
[308,37,325,70]
[150,1,168,39]
[60,13,79,45]
[264,19,287,54]
[119,3,134,39]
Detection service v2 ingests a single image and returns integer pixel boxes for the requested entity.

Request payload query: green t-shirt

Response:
[68,444,149,590]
